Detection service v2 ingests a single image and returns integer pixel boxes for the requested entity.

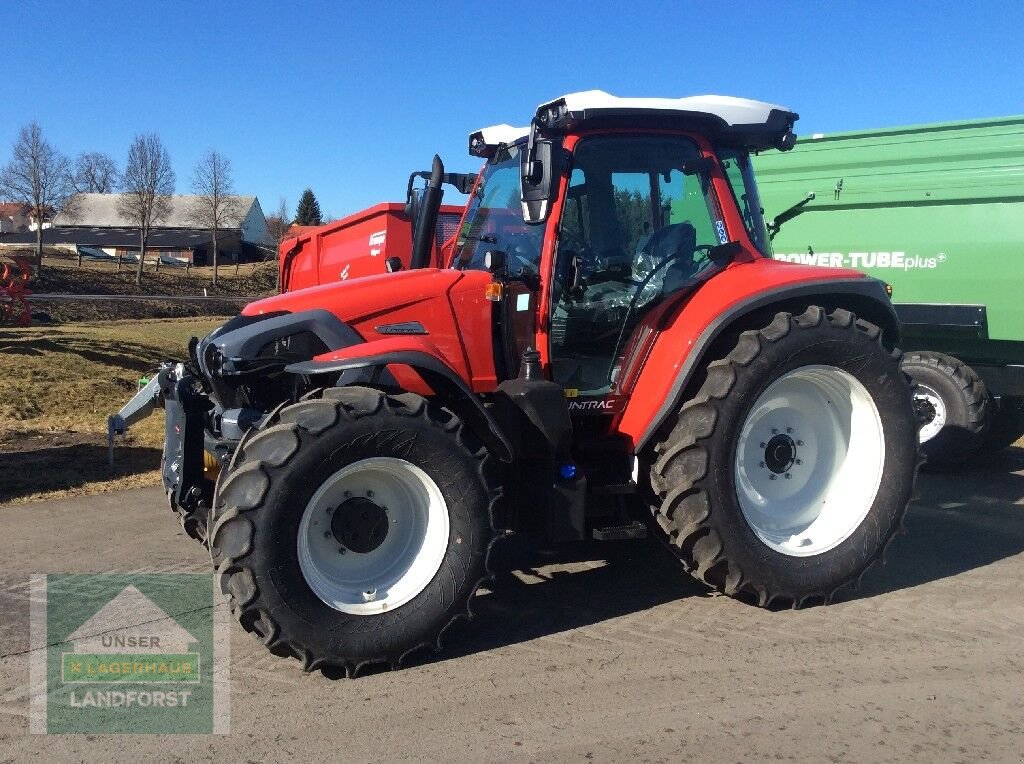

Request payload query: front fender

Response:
[287,339,514,462]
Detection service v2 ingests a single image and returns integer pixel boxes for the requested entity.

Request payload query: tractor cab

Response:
[455,91,797,396]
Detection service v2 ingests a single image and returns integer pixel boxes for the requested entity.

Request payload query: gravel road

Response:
[1,451,1022,762]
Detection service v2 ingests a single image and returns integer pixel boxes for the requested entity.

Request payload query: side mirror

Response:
[521,138,558,225]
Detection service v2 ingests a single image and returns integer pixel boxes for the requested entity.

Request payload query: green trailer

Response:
[755,115,1024,463]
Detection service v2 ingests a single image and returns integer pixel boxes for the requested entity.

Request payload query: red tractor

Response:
[112,91,918,675]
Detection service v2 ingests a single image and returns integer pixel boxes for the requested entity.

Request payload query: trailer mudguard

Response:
[286,338,514,462]
[621,267,900,451]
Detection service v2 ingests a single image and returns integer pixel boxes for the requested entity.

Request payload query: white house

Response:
[28,193,276,265]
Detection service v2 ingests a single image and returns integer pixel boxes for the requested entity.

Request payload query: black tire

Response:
[980,397,1024,452]
[161,453,211,546]
[901,351,989,466]
[208,386,502,676]
[649,306,918,607]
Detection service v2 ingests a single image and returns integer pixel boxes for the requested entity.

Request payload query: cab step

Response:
[592,520,647,541]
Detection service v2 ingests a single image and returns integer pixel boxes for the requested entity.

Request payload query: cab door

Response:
[548,134,727,401]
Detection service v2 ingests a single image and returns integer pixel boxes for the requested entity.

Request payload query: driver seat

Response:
[644,221,697,266]
[634,221,698,289]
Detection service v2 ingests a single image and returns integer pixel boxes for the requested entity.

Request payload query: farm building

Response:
[0,193,272,265]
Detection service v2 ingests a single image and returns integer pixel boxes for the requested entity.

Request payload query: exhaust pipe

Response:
[410,154,444,270]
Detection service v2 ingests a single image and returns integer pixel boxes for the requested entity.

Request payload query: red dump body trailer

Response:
[279,203,466,292]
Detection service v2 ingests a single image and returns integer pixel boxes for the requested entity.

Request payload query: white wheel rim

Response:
[913,383,946,443]
[297,457,450,615]
[734,365,886,557]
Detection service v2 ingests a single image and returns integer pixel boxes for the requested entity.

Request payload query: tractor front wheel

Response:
[649,306,918,607]
[208,386,502,675]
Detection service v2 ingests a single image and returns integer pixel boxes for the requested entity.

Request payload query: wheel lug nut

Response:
[759,442,766,448]
[786,427,793,434]
[796,440,804,446]
[338,547,346,554]
[769,474,777,480]
[343,490,352,498]
[795,459,802,465]
[366,490,374,498]
[771,428,778,434]
[785,473,792,479]
[758,462,765,469]
[323,531,330,538]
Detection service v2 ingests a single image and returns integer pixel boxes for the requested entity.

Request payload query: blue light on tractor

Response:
[559,464,577,480]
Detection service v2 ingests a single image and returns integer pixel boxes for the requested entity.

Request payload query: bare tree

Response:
[264,197,291,289]
[190,150,240,287]
[118,134,175,285]
[73,152,119,193]
[0,122,74,269]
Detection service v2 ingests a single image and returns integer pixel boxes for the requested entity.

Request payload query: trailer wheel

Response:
[208,386,502,675]
[980,397,1024,452]
[902,351,989,465]
[649,306,918,607]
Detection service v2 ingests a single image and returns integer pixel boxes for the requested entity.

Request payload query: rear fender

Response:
[621,273,899,452]
[286,338,514,462]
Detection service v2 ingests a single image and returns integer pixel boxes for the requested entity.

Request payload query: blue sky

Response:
[2,1,1022,219]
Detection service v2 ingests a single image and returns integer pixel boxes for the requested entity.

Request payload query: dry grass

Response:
[20,257,276,323]
[30,255,277,296]
[0,317,227,505]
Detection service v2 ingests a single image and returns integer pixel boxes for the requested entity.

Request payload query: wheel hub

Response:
[297,456,451,615]
[331,497,389,554]
[734,365,886,557]
[913,383,946,443]
[764,433,797,474]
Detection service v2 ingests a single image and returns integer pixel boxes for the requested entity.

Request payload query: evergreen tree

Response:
[294,188,323,226]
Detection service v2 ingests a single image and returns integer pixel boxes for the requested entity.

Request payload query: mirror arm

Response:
[768,192,816,241]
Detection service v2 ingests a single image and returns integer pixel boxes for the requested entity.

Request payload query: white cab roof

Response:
[470,90,798,156]
[468,123,529,158]
[539,90,795,129]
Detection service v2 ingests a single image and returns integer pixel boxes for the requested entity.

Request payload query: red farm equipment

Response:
[0,255,32,326]
[279,166,474,292]
[112,91,919,676]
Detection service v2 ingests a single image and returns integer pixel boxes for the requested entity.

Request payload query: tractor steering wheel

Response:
[502,233,542,276]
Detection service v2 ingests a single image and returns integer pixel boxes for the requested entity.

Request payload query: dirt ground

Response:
[3,253,274,322]
[0,450,1022,761]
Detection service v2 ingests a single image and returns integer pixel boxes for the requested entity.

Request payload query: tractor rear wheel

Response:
[208,386,502,675]
[649,306,918,607]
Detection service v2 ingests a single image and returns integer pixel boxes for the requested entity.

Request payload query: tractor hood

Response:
[241,268,464,327]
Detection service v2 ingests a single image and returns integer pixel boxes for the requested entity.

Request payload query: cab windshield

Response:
[452,143,542,274]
